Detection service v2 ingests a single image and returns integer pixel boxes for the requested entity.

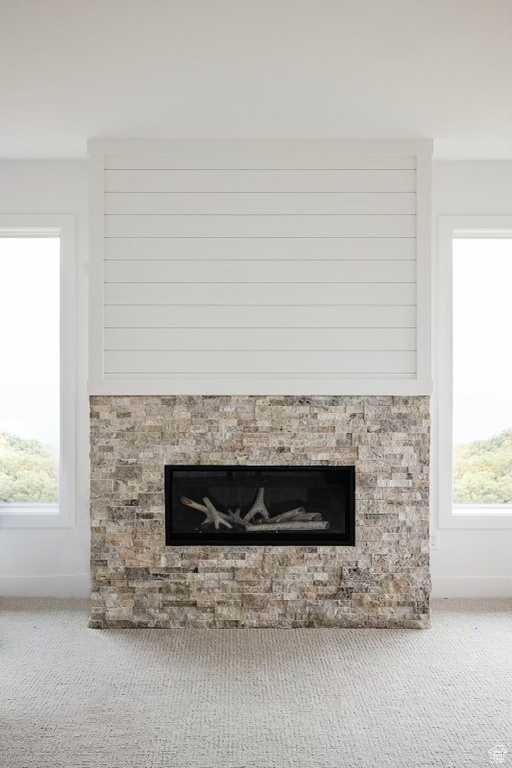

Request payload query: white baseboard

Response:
[432,577,512,598]
[0,574,90,598]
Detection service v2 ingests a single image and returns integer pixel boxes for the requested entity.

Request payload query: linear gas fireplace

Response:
[165,465,355,546]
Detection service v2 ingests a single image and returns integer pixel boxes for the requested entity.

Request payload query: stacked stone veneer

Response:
[90,395,430,629]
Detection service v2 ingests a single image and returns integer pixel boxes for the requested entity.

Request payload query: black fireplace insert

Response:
[165,465,355,546]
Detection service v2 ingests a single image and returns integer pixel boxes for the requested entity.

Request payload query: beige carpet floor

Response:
[1,598,511,768]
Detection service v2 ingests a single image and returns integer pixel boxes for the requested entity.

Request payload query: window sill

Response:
[0,503,73,529]
[454,504,512,516]
[440,504,512,530]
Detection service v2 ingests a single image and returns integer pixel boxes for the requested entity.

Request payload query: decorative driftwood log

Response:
[203,497,233,530]
[180,496,232,529]
[180,496,209,515]
[244,487,271,523]
[227,508,249,527]
[181,489,327,531]
[180,496,212,525]
[265,507,306,524]
[246,521,330,531]
[292,512,322,522]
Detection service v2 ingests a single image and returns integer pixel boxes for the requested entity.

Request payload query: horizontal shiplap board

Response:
[104,282,416,306]
[104,304,417,329]
[105,350,416,374]
[104,327,416,351]
[105,155,417,170]
[105,237,416,261]
[104,214,416,239]
[105,169,416,193]
[105,192,416,215]
[104,260,416,284]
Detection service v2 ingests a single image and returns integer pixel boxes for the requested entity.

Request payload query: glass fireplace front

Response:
[165,465,355,546]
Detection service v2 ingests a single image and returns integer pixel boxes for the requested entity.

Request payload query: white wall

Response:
[0,159,510,598]
[0,161,90,596]
[430,160,512,597]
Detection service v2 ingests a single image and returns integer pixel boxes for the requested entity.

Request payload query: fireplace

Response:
[90,395,430,629]
[165,465,355,546]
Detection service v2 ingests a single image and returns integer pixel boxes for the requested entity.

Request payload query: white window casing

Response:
[0,214,76,529]
[436,215,512,530]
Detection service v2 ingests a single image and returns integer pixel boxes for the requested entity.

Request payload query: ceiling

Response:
[0,0,510,160]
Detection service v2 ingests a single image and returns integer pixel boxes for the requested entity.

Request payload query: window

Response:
[0,238,60,506]
[0,216,75,528]
[438,217,512,529]
[452,239,512,509]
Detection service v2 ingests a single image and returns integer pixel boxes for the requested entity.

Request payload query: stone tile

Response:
[90,395,430,629]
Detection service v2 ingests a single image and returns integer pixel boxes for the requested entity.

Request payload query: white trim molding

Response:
[0,574,90,598]
[90,376,434,397]
[431,577,512,599]
[0,214,77,529]
[436,215,512,530]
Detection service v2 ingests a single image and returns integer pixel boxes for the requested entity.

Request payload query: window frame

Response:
[0,214,76,529]
[436,215,512,530]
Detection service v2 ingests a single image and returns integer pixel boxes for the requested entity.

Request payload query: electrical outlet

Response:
[430,530,440,550]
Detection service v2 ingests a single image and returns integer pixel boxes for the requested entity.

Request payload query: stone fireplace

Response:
[89,394,430,629]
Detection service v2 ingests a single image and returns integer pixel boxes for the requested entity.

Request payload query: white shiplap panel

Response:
[105,350,416,375]
[104,237,416,261]
[104,214,416,239]
[105,192,416,215]
[88,140,432,394]
[104,282,415,306]
[105,155,417,170]
[104,260,416,284]
[104,304,417,329]
[104,327,416,352]
[105,169,416,193]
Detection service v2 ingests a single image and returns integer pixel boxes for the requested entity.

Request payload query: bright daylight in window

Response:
[452,238,512,511]
[0,238,60,509]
